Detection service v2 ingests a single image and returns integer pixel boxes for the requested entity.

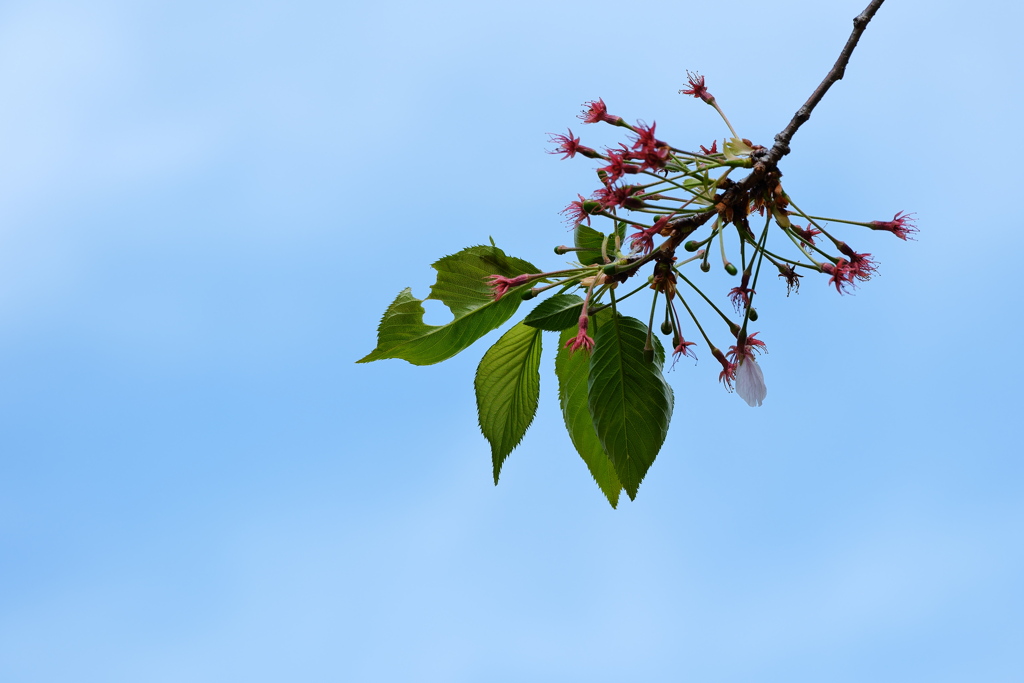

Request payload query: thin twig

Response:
[766,0,887,164]
[617,0,885,279]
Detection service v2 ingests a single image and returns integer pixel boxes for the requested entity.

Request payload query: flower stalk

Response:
[525,69,915,404]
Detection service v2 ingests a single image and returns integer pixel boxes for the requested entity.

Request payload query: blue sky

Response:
[1,0,1022,681]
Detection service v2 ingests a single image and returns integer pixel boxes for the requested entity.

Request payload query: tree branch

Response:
[766,0,887,165]
[651,1,888,275]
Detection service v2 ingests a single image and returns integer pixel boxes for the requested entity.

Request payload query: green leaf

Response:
[555,315,622,508]
[358,245,538,366]
[574,223,628,265]
[523,294,584,331]
[427,245,537,317]
[587,315,674,500]
[574,224,607,265]
[475,321,543,484]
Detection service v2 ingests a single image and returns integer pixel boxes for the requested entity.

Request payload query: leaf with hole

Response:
[358,245,537,366]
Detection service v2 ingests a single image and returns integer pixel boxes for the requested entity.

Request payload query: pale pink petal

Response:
[735,357,767,407]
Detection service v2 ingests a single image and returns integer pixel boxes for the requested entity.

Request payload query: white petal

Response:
[735,357,767,407]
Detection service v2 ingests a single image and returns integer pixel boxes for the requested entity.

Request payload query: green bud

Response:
[748,308,758,321]
[724,262,738,276]
[660,321,672,335]
[554,245,571,255]
[643,348,654,363]
[700,261,711,273]
[684,240,700,252]
[602,264,619,275]
[521,289,537,300]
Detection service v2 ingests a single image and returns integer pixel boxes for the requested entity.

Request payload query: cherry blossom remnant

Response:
[679,71,713,103]
[486,274,532,301]
[565,315,595,354]
[546,129,599,160]
[870,211,918,240]
[537,69,914,407]
[578,98,624,126]
[726,333,767,407]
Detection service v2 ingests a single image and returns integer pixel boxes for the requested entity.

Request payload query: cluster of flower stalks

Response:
[488,72,917,408]
[360,67,913,504]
